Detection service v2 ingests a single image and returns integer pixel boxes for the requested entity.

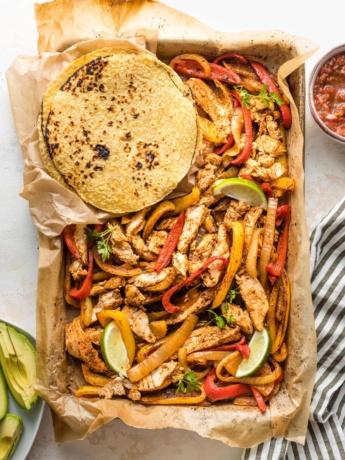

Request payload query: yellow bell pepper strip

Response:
[154,212,185,273]
[271,273,290,354]
[70,249,93,301]
[81,363,111,387]
[266,205,291,284]
[267,281,279,345]
[165,186,201,217]
[92,245,142,277]
[270,177,295,193]
[127,314,198,383]
[163,256,228,314]
[249,61,292,129]
[215,358,282,385]
[142,200,175,241]
[80,296,93,327]
[75,386,102,397]
[259,197,278,287]
[140,387,207,405]
[97,310,136,366]
[149,320,168,340]
[204,369,251,402]
[62,224,80,259]
[212,221,244,308]
[272,341,288,362]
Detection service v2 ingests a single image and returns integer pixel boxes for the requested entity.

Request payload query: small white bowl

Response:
[308,44,345,144]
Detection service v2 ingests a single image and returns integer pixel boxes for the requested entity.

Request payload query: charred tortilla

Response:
[39,48,201,213]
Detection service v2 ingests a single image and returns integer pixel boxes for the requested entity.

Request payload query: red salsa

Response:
[313,53,345,138]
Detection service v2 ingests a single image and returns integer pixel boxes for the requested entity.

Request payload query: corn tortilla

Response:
[40,48,201,213]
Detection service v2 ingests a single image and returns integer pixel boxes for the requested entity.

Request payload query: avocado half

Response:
[0,366,8,421]
[0,323,37,410]
[0,414,23,460]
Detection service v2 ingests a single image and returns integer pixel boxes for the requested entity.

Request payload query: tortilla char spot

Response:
[94,144,110,160]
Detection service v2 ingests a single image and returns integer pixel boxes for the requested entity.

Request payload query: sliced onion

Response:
[92,246,142,277]
[186,350,230,366]
[216,351,243,381]
[127,314,198,383]
[246,228,261,278]
[259,197,278,286]
[220,359,282,385]
[170,53,211,77]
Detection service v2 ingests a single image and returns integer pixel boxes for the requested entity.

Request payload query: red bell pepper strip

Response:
[260,182,273,199]
[213,52,248,65]
[155,212,185,273]
[208,335,250,359]
[63,225,80,259]
[250,386,267,413]
[266,205,291,282]
[214,134,235,155]
[70,249,94,301]
[275,205,291,226]
[249,61,292,129]
[231,107,253,165]
[162,256,228,314]
[204,368,251,402]
[172,60,242,85]
[230,89,243,108]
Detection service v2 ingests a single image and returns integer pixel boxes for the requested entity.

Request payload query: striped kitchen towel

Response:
[243,196,345,460]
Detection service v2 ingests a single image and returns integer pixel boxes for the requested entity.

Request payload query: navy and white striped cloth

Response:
[243,196,345,460]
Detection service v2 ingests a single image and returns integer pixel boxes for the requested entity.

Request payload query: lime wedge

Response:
[213,178,268,210]
[235,328,271,378]
[100,321,129,378]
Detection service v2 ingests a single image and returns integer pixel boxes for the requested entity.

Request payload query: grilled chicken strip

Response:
[69,260,87,282]
[202,224,230,287]
[166,287,215,325]
[65,317,110,374]
[172,251,189,278]
[89,276,126,296]
[236,273,269,331]
[189,233,217,274]
[240,157,287,182]
[128,267,176,292]
[183,325,241,354]
[122,305,157,343]
[177,204,210,254]
[137,362,183,391]
[221,303,253,335]
[74,224,88,265]
[255,134,287,157]
[125,284,146,307]
[130,235,157,262]
[243,206,263,252]
[95,289,123,310]
[126,207,150,238]
[107,220,138,265]
[146,230,168,255]
[224,200,251,230]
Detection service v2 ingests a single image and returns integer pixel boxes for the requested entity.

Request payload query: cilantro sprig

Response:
[258,84,285,108]
[84,226,116,261]
[206,309,227,329]
[175,371,202,395]
[233,86,251,109]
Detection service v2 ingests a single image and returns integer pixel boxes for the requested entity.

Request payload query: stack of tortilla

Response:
[38,48,201,214]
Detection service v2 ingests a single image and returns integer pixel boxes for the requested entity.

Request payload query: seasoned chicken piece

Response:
[255,135,286,157]
[189,233,217,274]
[74,224,88,265]
[99,376,126,398]
[224,200,251,230]
[107,220,138,265]
[130,235,157,261]
[126,207,150,238]
[125,284,146,307]
[236,274,269,331]
[243,206,263,252]
[186,78,231,144]
[155,217,178,231]
[183,325,240,354]
[128,267,176,292]
[221,303,253,335]
[128,388,142,401]
[89,276,125,296]
[95,289,123,310]
[240,157,287,182]
[137,361,183,391]
[122,305,157,343]
[212,197,231,212]
[200,138,216,159]
[196,154,224,191]
[166,287,215,325]
[172,251,189,278]
[202,224,230,287]
[84,326,103,346]
[266,116,284,140]
[69,259,87,282]
[65,317,110,374]
[146,230,168,255]
[177,204,210,254]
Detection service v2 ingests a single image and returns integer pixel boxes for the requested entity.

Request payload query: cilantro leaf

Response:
[233,86,251,109]
[206,309,226,329]
[225,287,239,304]
[258,84,271,108]
[84,226,116,261]
[175,371,202,395]
[270,91,285,106]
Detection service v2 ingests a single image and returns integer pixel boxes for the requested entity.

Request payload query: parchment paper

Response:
[6,0,319,448]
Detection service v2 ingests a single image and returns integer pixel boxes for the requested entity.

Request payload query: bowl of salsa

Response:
[308,44,345,143]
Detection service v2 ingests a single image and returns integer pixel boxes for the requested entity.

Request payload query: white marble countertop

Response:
[1,1,344,459]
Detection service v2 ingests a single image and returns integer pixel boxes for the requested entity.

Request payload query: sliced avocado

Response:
[0,414,23,460]
[0,323,37,410]
[0,366,8,421]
